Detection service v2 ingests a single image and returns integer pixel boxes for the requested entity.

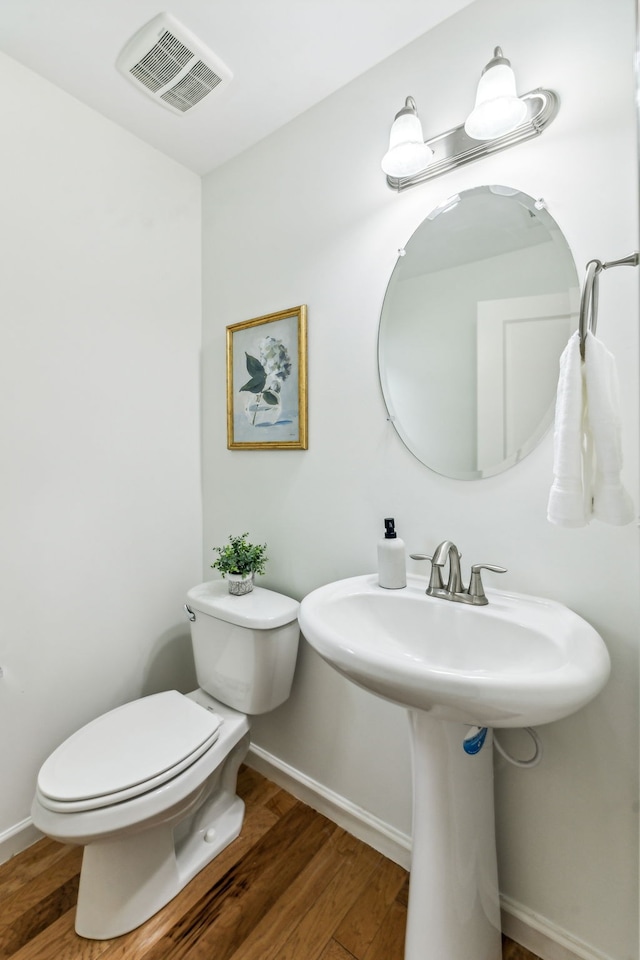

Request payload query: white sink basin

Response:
[298,573,610,727]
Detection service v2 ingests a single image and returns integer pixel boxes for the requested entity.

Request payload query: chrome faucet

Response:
[410,540,506,605]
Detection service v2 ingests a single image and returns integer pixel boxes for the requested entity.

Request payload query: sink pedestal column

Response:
[406,711,501,960]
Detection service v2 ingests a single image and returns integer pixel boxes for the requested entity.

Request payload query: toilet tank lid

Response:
[187,581,299,628]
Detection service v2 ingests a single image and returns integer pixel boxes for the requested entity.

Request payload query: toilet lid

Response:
[37,691,222,811]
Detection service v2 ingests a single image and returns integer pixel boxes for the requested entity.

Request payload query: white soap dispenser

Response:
[377,518,406,589]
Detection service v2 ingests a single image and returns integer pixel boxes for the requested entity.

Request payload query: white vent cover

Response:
[116,13,232,115]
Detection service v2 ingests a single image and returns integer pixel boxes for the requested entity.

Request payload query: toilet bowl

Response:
[31,581,299,940]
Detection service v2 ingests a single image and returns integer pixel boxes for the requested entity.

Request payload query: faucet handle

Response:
[468,563,507,602]
[409,553,444,591]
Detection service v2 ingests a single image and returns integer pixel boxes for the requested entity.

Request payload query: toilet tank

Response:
[185,581,300,714]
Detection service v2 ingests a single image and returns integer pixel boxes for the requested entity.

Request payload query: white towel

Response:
[547,332,590,526]
[584,333,635,524]
[547,330,634,527]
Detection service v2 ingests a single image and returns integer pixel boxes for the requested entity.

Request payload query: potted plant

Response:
[211,532,268,595]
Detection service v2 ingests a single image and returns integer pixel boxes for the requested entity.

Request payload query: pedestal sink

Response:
[298,573,610,960]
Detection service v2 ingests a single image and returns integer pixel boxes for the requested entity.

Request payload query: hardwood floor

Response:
[0,766,541,960]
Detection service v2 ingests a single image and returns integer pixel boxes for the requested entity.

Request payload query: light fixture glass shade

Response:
[382,98,433,178]
[464,48,527,140]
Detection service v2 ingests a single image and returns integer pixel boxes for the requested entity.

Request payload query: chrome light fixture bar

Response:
[384,88,558,191]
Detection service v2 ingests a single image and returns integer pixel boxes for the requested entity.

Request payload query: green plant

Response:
[211,532,268,578]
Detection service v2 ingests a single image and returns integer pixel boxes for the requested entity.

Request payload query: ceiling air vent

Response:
[116,13,232,115]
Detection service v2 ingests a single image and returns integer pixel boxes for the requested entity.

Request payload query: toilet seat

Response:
[37,691,223,813]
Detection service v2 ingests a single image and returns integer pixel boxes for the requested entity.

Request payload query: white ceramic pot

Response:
[227,573,254,596]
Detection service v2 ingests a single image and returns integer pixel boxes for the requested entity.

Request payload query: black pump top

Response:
[384,517,397,539]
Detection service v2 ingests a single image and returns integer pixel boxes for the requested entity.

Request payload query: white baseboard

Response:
[501,897,617,960]
[246,746,614,960]
[246,744,412,870]
[0,817,42,866]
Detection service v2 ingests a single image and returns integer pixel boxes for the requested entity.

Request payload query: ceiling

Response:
[0,0,476,175]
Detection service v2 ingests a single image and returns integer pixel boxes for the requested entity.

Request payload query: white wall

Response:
[0,54,202,849]
[202,1,639,958]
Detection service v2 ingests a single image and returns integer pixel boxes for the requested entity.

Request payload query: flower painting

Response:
[226,306,308,449]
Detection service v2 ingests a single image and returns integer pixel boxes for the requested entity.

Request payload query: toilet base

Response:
[75,729,250,939]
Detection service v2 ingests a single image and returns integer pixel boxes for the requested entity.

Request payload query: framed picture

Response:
[226,305,308,450]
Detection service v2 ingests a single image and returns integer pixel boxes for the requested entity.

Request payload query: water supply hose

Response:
[493,727,543,768]
[463,725,543,768]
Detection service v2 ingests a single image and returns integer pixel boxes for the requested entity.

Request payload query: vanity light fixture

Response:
[383,48,558,192]
[381,97,433,178]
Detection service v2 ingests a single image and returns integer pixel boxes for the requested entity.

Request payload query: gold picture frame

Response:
[226,305,308,450]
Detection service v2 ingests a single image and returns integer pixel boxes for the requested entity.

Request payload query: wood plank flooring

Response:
[0,766,541,960]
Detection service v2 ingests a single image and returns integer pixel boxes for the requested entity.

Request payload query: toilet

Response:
[31,580,299,940]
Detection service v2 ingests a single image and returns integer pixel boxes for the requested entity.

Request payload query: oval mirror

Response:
[378,186,579,479]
